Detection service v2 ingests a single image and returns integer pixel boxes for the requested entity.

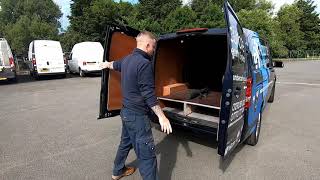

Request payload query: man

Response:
[100,31,172,180]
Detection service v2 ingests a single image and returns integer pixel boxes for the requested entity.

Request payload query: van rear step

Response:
[163,107,219,128]
[158,97,221,110]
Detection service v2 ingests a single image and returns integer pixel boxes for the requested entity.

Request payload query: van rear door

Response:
[35,41,64,73]
[218,1,248,157]
[98,25,140,119]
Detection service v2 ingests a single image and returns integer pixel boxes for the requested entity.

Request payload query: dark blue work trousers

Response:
[113,108,159,180]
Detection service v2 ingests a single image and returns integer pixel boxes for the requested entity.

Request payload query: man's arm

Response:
[100,60,122,72]
[138,61,172,134]
[100,61,114,69]
[151,105,172,134]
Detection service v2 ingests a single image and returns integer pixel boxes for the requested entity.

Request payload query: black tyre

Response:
[66,67,70,74]
[246,113,262,146]
[268,84,275,103]
[61,73,67,78]
[33,71,40,80]
[79,68,85,77]
[8,77,17,83]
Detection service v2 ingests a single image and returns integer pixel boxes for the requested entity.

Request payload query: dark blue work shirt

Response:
[113,48,158,114]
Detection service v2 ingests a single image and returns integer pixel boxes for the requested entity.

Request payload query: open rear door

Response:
[98,25,140,119]
[218,1,248,156]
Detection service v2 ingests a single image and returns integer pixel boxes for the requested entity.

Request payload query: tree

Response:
[0,0,61,26]
[228,0,256,12]
[194,2,225,28]
[163,6,197,33]
[137,0,182,21]
[296,0,320,51]
[238,9,288,57]
[69,0,93,32]
[0,0,61,55]
[277,4,305,52]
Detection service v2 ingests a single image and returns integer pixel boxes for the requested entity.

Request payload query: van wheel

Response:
[8,77,17,83]
[246,113,262,146]
[79,69,85,77]
[268,84,275,103]
[33,72,40,80]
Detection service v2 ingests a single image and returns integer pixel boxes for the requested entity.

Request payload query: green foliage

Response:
[137,0,182,21]
[1,0,319,58]
[238,9,288,57]
[0,0,61,55]
[296,0,320,51]
[277,4,305,51]
[194,2,225,28]
[163,6,197,33]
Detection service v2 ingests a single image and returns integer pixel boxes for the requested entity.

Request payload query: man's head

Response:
[136,31,157,57]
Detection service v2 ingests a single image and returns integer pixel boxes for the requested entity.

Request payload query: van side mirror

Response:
[273,61,284,68]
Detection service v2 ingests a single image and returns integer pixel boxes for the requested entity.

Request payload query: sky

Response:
[53,0,320,30]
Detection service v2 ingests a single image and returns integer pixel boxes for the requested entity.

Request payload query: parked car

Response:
[28,40,66,79]
[0,38,17,82]
[98,1,284,157]
[68,42,104,77]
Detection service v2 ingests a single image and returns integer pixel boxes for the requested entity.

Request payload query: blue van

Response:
[99,1,284,157]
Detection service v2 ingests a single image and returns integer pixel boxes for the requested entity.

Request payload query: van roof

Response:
[158,28,227,41]
[75,41,101,45]
[0,38,8,42]
[73,42,102,48]
[158,28,259,41]
[33,40,61,47]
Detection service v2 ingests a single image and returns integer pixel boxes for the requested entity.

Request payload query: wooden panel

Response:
[161,90,221,108]
[107,32,137,111]
[163,83,188,96]
[155,40,186,97]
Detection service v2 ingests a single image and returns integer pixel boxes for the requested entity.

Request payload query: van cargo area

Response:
[155,33,228,130]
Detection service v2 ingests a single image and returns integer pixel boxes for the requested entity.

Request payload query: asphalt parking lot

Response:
[1,61,320,180]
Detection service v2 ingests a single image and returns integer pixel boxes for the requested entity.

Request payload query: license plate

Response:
[41,68,49,72]
[0,77,7,80]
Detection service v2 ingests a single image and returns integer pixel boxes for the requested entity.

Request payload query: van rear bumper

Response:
[162,111,218,135]
[37,72,66,76]
[0,67,16,79]
[83,69,101,74]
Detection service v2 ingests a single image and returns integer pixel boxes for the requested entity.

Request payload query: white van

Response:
[28,40,66,78]
[68,42,103,77]
[0,38,16,82]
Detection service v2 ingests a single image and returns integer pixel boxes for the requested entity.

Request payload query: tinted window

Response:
[227,10,247,77]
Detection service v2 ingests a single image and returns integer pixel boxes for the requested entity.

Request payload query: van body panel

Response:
[217,1,248,157]
[0,38,16,80]
[244,29,265,136]
[28,40,65,75]
[69,42,104,74]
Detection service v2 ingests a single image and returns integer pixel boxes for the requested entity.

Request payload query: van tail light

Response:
[32,58,37,66]
[83,61,87,66]
[9,57,15,67]
[245,77,253,109]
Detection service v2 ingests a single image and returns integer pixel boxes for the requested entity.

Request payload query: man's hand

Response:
[99,61,113,70]
[151,105,172,134]
[158,116,172,134]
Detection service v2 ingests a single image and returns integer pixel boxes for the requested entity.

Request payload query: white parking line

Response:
[277,82,320,86]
